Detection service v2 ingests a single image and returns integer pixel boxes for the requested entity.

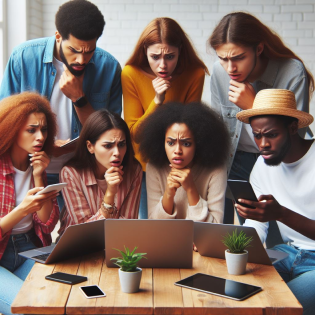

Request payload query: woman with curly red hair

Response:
[0,92,59,315]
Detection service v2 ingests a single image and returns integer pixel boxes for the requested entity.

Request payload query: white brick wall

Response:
[26,0,315,133]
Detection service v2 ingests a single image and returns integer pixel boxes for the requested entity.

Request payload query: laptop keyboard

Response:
[32,253,50,262]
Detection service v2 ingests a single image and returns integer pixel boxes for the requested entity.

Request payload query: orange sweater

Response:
[122,65,205,170]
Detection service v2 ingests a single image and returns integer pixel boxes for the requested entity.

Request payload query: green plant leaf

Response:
[222,229,253,253]
[111,245,147,271]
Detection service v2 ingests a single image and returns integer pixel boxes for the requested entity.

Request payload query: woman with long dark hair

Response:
[208,12,314,223]
[122,17,209,219]
[58,109,142,237]
[0,92,59,315]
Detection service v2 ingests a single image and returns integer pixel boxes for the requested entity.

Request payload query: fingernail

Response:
[28,154,33,157]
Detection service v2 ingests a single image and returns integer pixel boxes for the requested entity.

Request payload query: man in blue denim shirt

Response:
[0,0,122,211]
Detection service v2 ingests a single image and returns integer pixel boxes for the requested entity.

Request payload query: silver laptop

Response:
[194,222,288,265]
[19,220,105,264]
[105,219,193,268]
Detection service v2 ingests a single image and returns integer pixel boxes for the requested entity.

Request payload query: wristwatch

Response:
[73,95,88,108]
[101,201,118,217]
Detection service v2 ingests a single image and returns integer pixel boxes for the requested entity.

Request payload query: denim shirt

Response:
[0,36,122,139]
[210,58,311,173]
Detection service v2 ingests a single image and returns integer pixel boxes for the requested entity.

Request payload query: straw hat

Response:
[236,89,313,129]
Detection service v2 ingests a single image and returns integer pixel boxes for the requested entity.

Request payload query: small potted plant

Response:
[222,229,253,275]
[110,246,147,293]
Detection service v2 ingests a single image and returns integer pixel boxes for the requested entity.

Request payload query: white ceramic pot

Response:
[118,267,142,293]
[225,250,248,275]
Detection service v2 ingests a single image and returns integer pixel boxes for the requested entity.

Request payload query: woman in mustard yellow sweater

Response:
[122,17,209,219]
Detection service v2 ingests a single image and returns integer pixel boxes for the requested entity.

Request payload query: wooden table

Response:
[11,251,302,315]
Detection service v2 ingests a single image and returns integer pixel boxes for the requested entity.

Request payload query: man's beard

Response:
[59,42,85,77]
[263,135,291,166]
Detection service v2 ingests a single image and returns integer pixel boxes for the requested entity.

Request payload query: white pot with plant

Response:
[222,229,253,275]
[110,246,147,293]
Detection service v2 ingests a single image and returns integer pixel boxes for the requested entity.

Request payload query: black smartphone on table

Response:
[227,179,258,209]
[175,273,262,301]
[45,272,87,285]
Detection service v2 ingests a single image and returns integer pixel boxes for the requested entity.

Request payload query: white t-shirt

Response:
[12,166,33,234]
[46,57,74,174]
[245,140,315,250]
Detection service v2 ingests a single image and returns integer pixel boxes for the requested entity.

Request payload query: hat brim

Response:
[236,107,314,129]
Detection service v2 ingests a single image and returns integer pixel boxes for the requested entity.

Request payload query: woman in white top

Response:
[137,101,230,224]
[0,92,59,315]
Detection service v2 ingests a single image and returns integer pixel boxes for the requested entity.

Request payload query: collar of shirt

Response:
[81,167,99,187]
[2,153,15,176]
[255,59,279,88]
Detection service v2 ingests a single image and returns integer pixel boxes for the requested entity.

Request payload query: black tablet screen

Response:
[175,273,262,301]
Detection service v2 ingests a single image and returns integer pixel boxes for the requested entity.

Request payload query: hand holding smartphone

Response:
[35,183,68,195]
[227,179,257,209]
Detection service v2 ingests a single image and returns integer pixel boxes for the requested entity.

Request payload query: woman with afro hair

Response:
[137,101,230,223]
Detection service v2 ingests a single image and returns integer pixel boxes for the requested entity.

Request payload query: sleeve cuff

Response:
[187,197,209,221]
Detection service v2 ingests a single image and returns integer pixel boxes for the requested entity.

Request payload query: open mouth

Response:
[110,160,121,167]
[172,158,184,165]
[33,145,43,152]
[158,71,169,78]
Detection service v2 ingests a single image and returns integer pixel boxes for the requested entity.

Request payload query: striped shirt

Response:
[0,153,59,260]
[58,159,142,236]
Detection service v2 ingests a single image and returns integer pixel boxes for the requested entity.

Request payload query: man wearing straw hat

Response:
[235,89,314,315]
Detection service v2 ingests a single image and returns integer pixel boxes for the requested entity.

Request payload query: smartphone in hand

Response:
[45,272,87,285]
[35,183,68,195]
[227,179,257,209]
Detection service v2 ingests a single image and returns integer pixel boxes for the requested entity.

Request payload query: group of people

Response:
[0,1,314,315]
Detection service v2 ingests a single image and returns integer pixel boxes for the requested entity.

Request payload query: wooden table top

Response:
[11,250,302,315]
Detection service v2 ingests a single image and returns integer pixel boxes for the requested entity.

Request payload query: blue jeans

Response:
[272,244,315,315]
[138,172,148,219]
[47,173,65,212]
[224,151,258,224]
[0,230,37,315]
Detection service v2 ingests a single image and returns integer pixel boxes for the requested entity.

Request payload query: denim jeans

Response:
[138,172,148,219]
[47,173,64,212]
[272,244,315,315]
[224,150,258,224]
[0,230,37,315]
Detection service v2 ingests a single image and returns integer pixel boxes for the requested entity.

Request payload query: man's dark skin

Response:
[235,115,315,240]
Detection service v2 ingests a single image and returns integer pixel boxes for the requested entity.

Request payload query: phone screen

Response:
[227,179,258,209]
[35,183,68,195]
[175,273,262,301]
[80,285,106,298]
[45,272,87,285]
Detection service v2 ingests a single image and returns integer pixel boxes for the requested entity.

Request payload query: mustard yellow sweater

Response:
[122,65,205,170]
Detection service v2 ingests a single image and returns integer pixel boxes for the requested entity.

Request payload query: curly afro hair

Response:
[137,101,230,169]
[55,0,105,40]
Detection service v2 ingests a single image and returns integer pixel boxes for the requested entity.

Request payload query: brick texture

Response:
[27,0,315,133]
